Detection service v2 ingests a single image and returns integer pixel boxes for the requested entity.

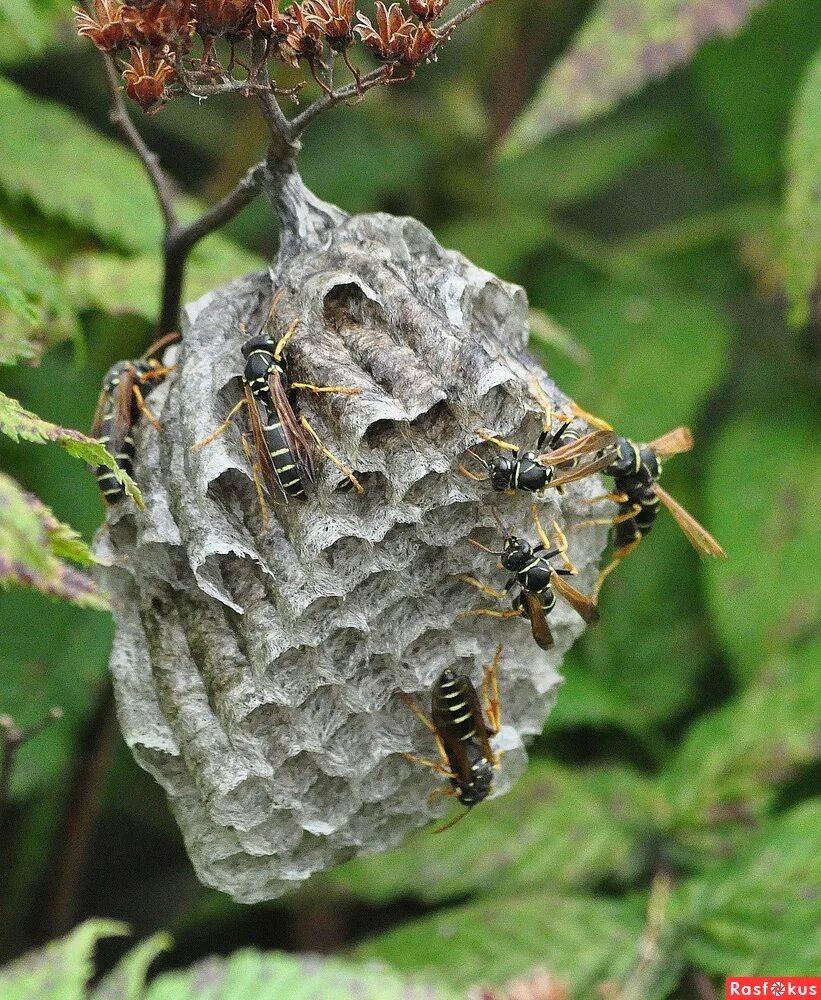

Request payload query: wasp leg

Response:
[482,644,503,743]
[290,382,362,397]
[458,464,490,483]
[476,428,520,453]
[299,415,364,494]
[192,397,246,451]
[570,503,643,531]
[592,538,642,602]
[454,574,508,601]
[273,318,301,362]
[241,433,270,532]
[143,330,181,359]
[130,383,164,434]
[427,785,459,804]
[460,607,522,620]
[398,692,438,735]
[571,402,613,432]
[581,491,629,505]
[401,753,454,779]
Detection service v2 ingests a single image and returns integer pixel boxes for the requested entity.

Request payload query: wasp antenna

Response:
[490,507,511,537]
[466,448,490,470]
[433,809,470,834]
[467,538,504,555]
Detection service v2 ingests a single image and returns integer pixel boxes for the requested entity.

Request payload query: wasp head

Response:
[489,456,514,492]
[241,334,277,359]
[501,535,531,571]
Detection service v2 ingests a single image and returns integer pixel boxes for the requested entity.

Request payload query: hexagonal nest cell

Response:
[95,189,608,902]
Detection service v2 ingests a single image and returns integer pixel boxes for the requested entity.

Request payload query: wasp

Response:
[194,290,363,522]
[458,506,600,650]
[90,331,180,504]
[570,404,728,599]
[400,645,503,832]
[460,380,616,497]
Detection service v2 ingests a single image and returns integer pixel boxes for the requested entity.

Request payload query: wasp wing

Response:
[647,426,694,458]
[520,589,554,650]
[244,383,286,502]
[544,450,617,490]
[551,572,601,623]
[652,484,727,558]
[538,429,617,466]
[90,386,109,440]
[268,370,315,486]
[103,363,138,460]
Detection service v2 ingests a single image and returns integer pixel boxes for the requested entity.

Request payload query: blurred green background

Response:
[0,0,819,997]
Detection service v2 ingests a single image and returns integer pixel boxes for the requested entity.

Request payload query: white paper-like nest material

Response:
[96,199,608,903]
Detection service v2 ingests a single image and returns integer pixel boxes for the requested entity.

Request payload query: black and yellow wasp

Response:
[90,331,179,504]
[400,646,503,832]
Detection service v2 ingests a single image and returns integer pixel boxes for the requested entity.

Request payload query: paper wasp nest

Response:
[96,174,609,902]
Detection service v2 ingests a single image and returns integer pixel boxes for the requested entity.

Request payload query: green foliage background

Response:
[0,0,819,996]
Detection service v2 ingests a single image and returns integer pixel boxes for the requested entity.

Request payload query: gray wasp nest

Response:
[95,170,609,903]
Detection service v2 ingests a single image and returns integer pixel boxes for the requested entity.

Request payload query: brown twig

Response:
[0,708,63,838]
[31,683,116,940]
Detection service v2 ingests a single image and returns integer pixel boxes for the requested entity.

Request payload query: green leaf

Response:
[438,209,552,278]
[0,919,127,1000]
[553,514,713,740]
[0,78,164,256]
[0,224,78,365]
[540,285,730,436]
[0,0,66,64]
[784,45,821,326]
[694,0,821,191]
[356,891,645,995]
[324,760,655,905]
[661,641,821,855]
[144,950,459,1000]
[0,471,108,609]
[63,241,264,323]
[704,416,819,677]
[90,933,172,1000]
[497,110,674,207]
[679,801,821,974]
[0,390,142,507]
[503,0,766,155]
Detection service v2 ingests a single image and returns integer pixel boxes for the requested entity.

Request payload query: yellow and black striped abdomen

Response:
[94,404,133,503]
[260,405,307,501]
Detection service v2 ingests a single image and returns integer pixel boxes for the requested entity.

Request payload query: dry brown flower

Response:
[408,0,447,22]
[254,0,292,39]
[121,46,175,112]
[73,0,130,52]
[400,21,441,65]
[355,1,413,61]
[303,0,355,50]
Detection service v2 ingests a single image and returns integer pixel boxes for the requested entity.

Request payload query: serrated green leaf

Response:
[503,0,766,155]
[90,933,172,1000]
[662,641,821,856]
[0,224,79,365]
[356,891,645,995]
[705,417,819,677]
[0,919,128,1000]
[540,285,730,436]
[0,471,107,609]
[784,45,821,326]
[679,801,821,974]
[144,949,459,1000]
[324,760,655,905]
[0,390,142,507]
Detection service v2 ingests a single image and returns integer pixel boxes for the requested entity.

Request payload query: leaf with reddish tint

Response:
[0,390,142,507]
[503,0,767,155]
[0,472,109,610]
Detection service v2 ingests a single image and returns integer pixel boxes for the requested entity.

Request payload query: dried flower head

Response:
[400,21,441,66]
[121,47,175,112]
[355,1,413,61]
[119,1,194,48]
[254,0,292,39]
[280,2,323,64]
[194,0,256,37]
[408,0,447,22]
[304,0,355,50]
[73,0,130,52]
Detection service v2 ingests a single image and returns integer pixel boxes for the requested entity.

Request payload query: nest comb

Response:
[95,203,608,903]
